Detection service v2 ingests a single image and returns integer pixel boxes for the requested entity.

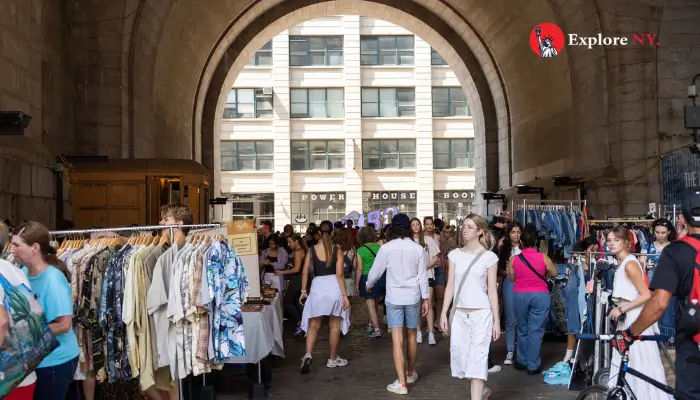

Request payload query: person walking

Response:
[11,222,80,399]
[355,226,384,338]
[278,233,308,335]
[497,222,522,365]
[298,220,350,373]
[366,214,428,395]
[439,213,501,400]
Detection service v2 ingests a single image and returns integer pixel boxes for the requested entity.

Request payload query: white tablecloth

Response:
[225,294,284,364]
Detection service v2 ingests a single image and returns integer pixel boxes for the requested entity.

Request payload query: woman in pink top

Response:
[506,224,557,374]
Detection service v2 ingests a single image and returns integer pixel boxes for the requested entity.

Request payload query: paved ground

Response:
[214,299,581,399]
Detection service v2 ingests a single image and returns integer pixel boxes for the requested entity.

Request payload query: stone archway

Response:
[129,0,583,199]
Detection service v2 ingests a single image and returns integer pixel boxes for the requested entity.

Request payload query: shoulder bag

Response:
[448,250,486,325]
[517,253,553,292]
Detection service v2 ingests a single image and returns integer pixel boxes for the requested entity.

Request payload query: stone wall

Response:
[2,0,700,226]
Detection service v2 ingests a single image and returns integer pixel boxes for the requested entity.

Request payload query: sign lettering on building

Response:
[300,192,346,202]
[434,190,475,201]
[366,191,417,201]
[339,206,399,228]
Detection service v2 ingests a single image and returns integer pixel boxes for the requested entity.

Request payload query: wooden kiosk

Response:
[66,158,211,229]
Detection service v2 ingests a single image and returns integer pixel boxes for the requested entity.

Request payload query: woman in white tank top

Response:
[605,227,672,400]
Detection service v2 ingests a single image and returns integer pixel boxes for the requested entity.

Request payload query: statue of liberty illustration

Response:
[536,26,558,57]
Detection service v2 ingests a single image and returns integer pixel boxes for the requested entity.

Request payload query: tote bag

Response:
[0,272,59,397]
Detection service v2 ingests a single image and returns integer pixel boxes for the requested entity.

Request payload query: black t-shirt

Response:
[649,234,699,338]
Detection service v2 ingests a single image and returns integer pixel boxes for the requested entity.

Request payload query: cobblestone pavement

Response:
[216,299,580,399]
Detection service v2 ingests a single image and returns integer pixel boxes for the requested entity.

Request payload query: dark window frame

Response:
[289,36,344,66]
[290,140,345,171]
[223,88,274,119]
[432,87,470,117]
[360,35,415,66]
[247,41,273,66]
[220,140,275,171]
[433,138,474,169]
[361,87,416,117]
[290,88,345,118]
[362,139,416,170]
[431,48,448,66]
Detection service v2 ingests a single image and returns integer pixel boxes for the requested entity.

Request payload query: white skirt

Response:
[607,306,673,400]
[301,275,350,335]
[450,308,493,381]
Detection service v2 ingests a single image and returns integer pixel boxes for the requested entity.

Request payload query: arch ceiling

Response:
[120,0,679,216]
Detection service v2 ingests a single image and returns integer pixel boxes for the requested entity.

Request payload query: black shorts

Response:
[428,278,435,288]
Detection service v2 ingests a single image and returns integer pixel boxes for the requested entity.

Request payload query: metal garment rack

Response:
[512,198,587,225]
[49,222,222,400]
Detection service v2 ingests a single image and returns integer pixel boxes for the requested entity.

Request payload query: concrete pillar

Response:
[342,15,364,215]
[272,31,292,231]
[414,36,435,218]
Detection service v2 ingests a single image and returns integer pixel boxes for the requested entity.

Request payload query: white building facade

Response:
[218,16,476,232]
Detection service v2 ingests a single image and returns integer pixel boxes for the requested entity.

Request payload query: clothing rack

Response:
[588,219,655,225]
[49,222,223,400]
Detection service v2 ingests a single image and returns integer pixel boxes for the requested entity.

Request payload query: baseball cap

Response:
[391,213,411,229]
[682,190,700,228]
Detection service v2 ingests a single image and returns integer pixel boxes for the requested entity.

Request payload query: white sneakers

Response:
[387,371,418,395]
[387,380,408,395]
[300,353,348,373]
[326,356,349,368]
[488,365,502,373]
[416,331,437,345]
[504,351,514,365]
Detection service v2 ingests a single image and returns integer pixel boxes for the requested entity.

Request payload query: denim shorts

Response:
[386,301,421,329]
[433,265,446,286]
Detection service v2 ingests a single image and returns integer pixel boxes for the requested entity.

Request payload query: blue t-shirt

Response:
[23,266,80,368]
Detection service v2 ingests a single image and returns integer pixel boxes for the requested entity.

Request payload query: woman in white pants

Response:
[440,213,501,400]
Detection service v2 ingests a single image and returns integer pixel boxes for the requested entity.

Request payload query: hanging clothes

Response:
[515,209,585,258]
[10,229,253,392]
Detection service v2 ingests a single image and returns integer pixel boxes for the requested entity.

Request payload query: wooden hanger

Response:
[159,234,170,247]
[175,234,186,247]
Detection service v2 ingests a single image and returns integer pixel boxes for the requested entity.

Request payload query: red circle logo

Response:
[530,23,564,58]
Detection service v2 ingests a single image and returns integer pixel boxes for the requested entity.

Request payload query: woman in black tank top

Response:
[277,233,307,334]
[298,221,351,374]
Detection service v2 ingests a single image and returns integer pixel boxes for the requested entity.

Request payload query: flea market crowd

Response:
[1,193,700,400]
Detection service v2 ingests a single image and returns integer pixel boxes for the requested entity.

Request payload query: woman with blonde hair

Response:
[440,214,500,400]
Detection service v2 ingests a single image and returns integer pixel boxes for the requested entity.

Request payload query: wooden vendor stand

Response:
[64,158,211,228]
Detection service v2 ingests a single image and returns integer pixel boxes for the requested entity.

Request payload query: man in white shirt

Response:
[366,213,428,395]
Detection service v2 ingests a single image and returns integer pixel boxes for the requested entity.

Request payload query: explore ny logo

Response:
[530,22,660,58]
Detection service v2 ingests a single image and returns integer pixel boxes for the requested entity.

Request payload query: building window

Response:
[360,36,415,65]
[223,89,274,119]
[220,140,274,171]
[290,88,345,118]
[434,190,475,225]
[432,87,470,117]
[361,88,415,117]
[289,36,343,66]
[247,41,273,66]
[362,140,415,170]
[291,140,345,171]
[433,139,473,169]
[431,48,448,65]
[291,192,346,231]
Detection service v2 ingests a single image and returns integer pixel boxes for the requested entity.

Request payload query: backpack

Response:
[676,236,700,345]
[342,249,355,279]
[0,272,59,396]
